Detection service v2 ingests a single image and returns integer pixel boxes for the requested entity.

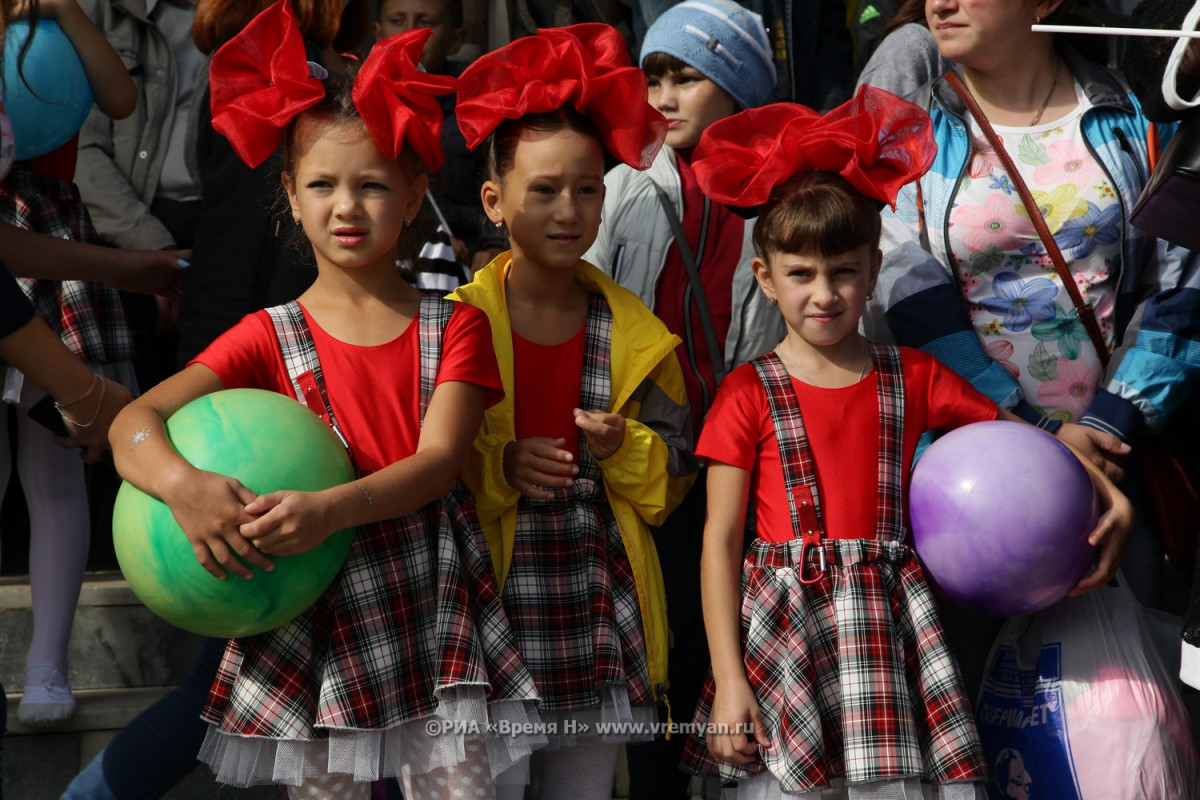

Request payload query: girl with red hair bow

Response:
[677,87,1132,800]
[109,3,542,797]
[449,23,697,800]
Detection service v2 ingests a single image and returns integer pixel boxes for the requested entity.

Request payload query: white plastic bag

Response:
[975,576,1198,800]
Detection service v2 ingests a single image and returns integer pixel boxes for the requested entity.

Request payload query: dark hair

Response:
[753,171,882,259]
[641,50,692,80]
[483,106,601,181]
[277,72,424,265]
[193,0,369,55]
[0,0,42,99]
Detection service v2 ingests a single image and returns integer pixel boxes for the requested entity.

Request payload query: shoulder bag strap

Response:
[648,177,728,385]
[943,70,1110,370]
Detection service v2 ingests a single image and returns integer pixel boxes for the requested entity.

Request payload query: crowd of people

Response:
[0,0,1198,798]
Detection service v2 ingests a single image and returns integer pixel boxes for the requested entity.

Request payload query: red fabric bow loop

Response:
[354,28,458,171]
[456,23,666,170]
[693,86,936,210]
[209,0,325,169]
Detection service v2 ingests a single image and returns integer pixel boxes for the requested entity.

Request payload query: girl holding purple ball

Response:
[676,87,1133,800]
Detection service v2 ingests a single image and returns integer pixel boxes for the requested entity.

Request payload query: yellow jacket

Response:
[450,255,697,700]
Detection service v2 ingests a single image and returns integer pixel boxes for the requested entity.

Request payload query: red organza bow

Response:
[455,23,666,170]
[692,85,937,210]
[209,0,455,171]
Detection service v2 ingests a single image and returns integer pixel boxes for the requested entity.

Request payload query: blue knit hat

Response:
[639,0,776,110]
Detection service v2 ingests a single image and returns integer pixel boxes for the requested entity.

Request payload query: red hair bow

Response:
[455,23,667,170]
[209,0,455,171]
[692,85,937,210]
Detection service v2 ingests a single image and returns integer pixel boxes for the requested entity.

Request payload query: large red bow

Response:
[455,23,666,170]
[354,30,456,171]
[209,0,454,171]
[692,86,937,210]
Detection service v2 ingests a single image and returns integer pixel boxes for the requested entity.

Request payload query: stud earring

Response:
[866,291,874,301]
[769,295,778,306]
[495,220,504,229]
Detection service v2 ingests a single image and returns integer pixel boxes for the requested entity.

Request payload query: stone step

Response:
[0,571,204,694]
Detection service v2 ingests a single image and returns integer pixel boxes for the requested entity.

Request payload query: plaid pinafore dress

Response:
[198,295,542,788]
[682,346,987,800]
[501,292,656,739]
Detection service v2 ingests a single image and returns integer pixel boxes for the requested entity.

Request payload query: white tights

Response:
[0,378,90,678]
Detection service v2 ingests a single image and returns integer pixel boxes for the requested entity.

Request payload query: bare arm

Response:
[0,222,186,298]
[109,364,272,580]
[702,463,769,764]
[1,313,132,461]
[239,380,490,554]
[13,0,136,119]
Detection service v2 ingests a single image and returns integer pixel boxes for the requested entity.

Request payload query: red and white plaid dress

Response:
[682,346,987,799]
[501,293,656,742]
[198,296,542,788]
[0,165,133,366]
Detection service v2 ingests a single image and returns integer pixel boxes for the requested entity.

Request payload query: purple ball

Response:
[909,420,1097,617]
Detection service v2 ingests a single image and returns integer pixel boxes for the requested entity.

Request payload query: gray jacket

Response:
[76,0,180,250]
[584,146,783,381]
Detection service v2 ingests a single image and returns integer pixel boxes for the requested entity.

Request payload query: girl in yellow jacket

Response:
[450,23,697,800]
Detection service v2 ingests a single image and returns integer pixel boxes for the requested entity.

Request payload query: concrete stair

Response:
[0,571,278,799]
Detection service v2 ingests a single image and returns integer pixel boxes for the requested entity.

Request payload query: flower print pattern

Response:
[1031,307,1090,360]
[969,134,1003,179]
[952,193,1025,252]
[1036,356,1101,420]
[978,271,1059,332]
[1056,201,1121,258]
[951,117,1119,424]
[1018,184,1088,233]
[984,338,1020,379]
[1033,139,1100,187]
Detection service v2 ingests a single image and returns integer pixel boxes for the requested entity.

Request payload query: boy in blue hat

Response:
[583,2,782,796]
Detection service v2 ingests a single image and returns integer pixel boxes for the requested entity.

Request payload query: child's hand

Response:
[1069,476,1135,596]
[165,470,273,581]
[1056,423,1130,483]
[707,679,769,766]
[239,491,335,557]
[574,408,625,460]
[503,437,578,500]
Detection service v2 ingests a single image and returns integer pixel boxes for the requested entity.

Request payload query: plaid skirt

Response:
[501,475,654,734]
[199,484,542,787]
[0,166,133,365]
[682,538,986,795]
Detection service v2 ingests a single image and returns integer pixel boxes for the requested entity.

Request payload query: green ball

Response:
[112,389,356,638]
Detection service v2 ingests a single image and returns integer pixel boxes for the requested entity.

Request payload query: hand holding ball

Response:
[910,421,1097,617]
[112,390,355,637]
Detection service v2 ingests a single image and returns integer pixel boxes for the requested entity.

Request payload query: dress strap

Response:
[752,353,825,579]
[576,292,614,480]
[417,291,454,422]
[265,302,351,459]
[870,344,906,543]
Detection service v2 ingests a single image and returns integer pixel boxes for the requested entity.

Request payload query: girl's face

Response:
[647,66,738,150]
[926,0,1058,68]
[284,118,427,273]
[753,244,881,351]
[482,127,606,272]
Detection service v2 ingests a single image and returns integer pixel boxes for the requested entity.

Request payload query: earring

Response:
[404,217,413,227]
[495,220,503,229]
[866,291,874,301]
[769,295,778,306]
[1035,13,1041,22]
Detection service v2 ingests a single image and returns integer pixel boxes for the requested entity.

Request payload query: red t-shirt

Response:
[193,302,502,473]
[697,348,1000,543]
[653,152,743,436]
[512,325,585,463]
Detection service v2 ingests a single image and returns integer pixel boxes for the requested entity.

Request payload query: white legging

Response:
[0,377,90,677]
